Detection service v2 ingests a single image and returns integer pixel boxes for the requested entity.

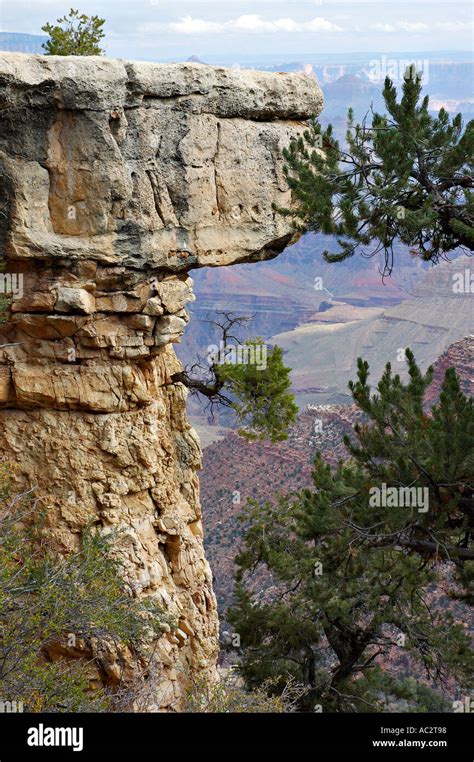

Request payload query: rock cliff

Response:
[0,53,322,709]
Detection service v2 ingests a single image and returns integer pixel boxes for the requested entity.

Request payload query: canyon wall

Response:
[0,53,322,709]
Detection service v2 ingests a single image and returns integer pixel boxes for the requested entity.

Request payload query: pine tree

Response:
[215,340,298,442]
[276,70,474,275]
[172,314,297,442]
[228,350,473,711]
[42,9,105,56]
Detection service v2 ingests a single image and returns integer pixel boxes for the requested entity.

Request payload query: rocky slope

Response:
[424,335,473,407]
[272,256,473,408]
[201,337,473,614]
[201,406,361,611]
[0,52,322,710]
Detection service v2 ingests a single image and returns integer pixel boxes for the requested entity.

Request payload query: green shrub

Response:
[0,471,173,711]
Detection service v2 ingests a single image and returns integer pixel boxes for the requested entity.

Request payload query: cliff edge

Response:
[0,53,322,710]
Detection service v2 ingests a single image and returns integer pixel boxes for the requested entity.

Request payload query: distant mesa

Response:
[186,55,207,65]
[0,32,47,54]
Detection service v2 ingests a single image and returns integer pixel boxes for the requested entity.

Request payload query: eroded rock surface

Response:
[0,53,322,710]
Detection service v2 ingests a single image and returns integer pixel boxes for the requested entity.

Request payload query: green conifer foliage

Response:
[42,9,105,56]
[229,351,473,711]
[276,71,473,274]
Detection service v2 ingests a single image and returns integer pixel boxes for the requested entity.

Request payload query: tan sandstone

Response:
[0,52,322,710]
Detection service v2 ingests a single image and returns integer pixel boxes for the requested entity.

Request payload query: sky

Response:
[0,0,473,62]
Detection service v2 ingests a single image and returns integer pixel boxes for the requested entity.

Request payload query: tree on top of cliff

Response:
[228,350,473,711]
[42,8,105,56]
[276,68,474,276]
[172,313,298,443]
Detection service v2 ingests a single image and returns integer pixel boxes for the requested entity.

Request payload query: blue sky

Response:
[1,0,472,61]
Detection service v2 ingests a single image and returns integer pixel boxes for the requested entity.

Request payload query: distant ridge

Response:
[0,33,47,54]
[186,54,207,64]
[271,255,473,408]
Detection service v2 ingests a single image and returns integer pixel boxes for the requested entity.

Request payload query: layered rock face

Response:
[0,53,322,709]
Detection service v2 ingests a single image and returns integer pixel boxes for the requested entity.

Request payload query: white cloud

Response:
[369,23,395,32]
[367,19,473,35]
[435,21,474,31]
[169,16,223,35]
[165,14,472,38]
[231,15,277,33]
[368,20,462,34]
[397,22,429,32]
[167,15,343,36]
[273,18,302,33]
[306,17,343,32]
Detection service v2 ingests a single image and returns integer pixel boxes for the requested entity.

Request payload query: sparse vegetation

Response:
[183,671,308,713]
[0,468,173,711]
